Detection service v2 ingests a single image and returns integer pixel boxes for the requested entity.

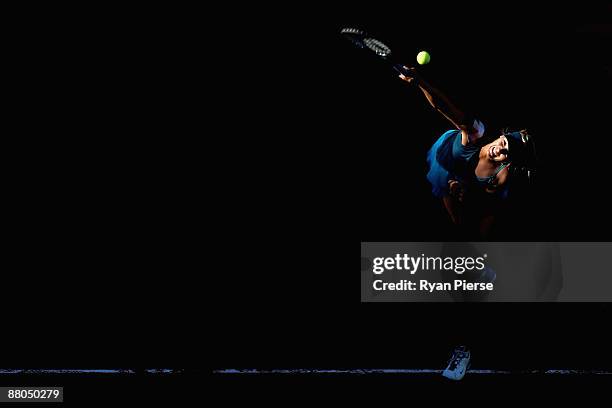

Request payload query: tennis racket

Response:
[340,27,416,78]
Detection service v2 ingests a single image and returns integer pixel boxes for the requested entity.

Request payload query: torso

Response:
[475,160,510,192]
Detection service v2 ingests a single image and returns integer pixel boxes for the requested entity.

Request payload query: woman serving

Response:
[398,67,536,237]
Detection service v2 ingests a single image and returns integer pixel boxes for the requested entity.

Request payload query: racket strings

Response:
[341,27,392,58]
[363,38,391,57]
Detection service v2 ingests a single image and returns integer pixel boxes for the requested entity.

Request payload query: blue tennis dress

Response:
[426,130,480,198]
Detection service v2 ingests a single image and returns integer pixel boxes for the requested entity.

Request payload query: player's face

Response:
[484,135,509,162]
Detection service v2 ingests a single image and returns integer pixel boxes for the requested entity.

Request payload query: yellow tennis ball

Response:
[417,51,430,65]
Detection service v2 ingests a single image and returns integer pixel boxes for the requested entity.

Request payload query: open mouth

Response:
[488,146,497,158]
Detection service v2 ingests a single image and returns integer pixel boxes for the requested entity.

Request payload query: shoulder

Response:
[460,118,486,145]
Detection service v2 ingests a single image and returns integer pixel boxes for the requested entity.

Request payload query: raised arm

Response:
[399,67,483,144]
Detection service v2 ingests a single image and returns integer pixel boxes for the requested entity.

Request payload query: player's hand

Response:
[448,180,464,202]
[398,66,419,84]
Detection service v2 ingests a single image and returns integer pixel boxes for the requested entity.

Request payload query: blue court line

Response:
[0,369,177,374]
[214,369,612,375]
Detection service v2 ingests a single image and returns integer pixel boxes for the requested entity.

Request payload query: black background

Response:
[2,1,611,402]
[213,0,612,395]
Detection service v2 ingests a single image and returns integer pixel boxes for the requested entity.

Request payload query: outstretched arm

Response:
[399,67,483,144]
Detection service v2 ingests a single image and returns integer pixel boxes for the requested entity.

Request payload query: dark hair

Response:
[504,129,536,165]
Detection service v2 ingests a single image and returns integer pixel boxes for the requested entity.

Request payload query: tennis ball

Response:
[417,51,431,65]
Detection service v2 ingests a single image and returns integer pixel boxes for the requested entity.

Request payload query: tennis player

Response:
[398,67,536,237]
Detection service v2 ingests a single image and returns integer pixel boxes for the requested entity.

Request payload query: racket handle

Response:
[393,64,412,76]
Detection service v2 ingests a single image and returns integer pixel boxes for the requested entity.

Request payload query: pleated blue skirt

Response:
[426,130,459,198]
